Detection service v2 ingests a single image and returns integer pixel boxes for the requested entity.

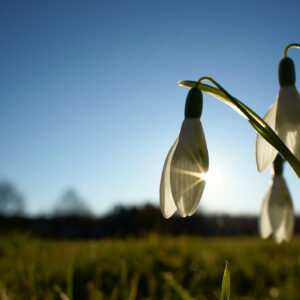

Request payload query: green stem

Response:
[284,43,300,58]
[178,78,300,178]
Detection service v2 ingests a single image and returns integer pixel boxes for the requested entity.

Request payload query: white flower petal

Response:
[256,99,278,172]
[274,218,286,244]
[170,119,208,217]
[159,138,179,219]
[274,207,294,243]
[269,176,294,243]
[259,187,272,239]
[276,86,300,161]
[284,203,294,241]
[268,176,287,232]
[176,119,209,172]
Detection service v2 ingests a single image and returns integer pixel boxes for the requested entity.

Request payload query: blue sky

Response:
[0,0,300,215]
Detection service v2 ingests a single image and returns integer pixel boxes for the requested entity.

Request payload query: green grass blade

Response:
[162,272,194,300]
[221,261,230,300]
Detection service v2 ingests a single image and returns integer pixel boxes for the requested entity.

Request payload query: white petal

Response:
[274,207,294,243]
[256,99,278,172]
[269,176,294,243]
[160,138,179,219]
[259,187,272,239]
[284,203,294,241]
[170,119,208,217]
[276,86,300,161]
[274,220,285,243]
[176,118,209,172]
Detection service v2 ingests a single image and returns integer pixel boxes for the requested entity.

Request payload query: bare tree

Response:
[54,188,91,217]
[0,181,25,216]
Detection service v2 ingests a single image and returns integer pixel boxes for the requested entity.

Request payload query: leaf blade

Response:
[221,261,230,300]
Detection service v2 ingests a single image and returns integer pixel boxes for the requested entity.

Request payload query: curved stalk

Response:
[178,78,300,178]
[284,43,300,58]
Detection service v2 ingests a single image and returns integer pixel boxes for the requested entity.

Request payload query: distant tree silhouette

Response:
[54,188,91,217]
[0,181,25,216]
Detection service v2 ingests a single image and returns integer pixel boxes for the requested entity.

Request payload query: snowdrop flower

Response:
[160,87,209,218]
[259,155,294,243]
[256,57,300,172]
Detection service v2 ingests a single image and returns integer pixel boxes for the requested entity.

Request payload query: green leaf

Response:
[221,261,230,300]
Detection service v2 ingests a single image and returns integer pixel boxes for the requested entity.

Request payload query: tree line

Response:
[1,180,300,239]
[0,180,91,217]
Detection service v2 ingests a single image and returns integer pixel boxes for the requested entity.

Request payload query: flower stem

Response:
[178,78,300,179]
[284,43,300,58]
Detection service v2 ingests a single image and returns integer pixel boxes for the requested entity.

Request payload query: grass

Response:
[0,232,300,299]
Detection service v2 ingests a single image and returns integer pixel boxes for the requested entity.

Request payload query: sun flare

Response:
[172,165,224,185]
[202,164,224,185]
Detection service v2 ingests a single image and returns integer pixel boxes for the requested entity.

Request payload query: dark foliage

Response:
[1,203,300,239]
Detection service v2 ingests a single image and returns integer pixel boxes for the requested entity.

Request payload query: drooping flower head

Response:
[259,155,294,243]
[256,57,300,172]
[160,87,209,218]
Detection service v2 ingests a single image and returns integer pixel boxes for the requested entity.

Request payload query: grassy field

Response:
[0,233,300,300]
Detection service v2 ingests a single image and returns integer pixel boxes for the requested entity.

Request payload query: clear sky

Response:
[0,0,300,216]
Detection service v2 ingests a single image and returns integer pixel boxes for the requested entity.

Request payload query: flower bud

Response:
[279,57,295,87]
[184,87,203,118]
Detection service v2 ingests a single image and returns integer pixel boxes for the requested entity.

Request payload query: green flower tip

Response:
[273,155,284,176]
[185,87,203,118]
[279,57,295,86]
